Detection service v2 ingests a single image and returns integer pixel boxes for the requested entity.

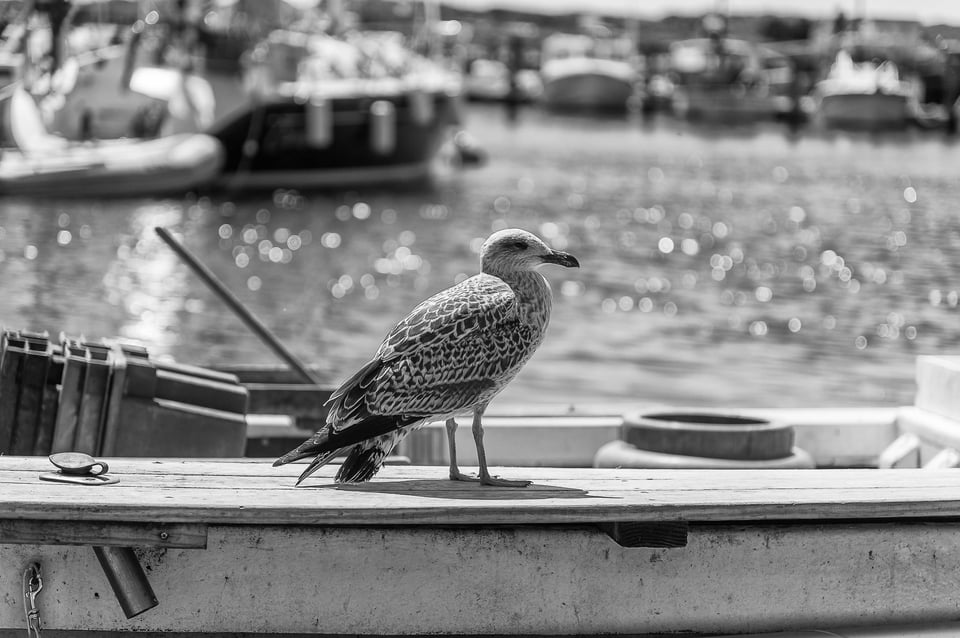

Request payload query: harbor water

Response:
[2,103,960,409]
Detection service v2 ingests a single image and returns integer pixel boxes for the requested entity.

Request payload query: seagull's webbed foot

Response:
[479,471,531,488]
[449,469,480,482]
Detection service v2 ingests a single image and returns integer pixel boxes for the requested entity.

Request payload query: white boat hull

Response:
[0,87,224,197]
[819,91,911,129]
[672,84,785,122]
[0,133,225,197]
[814,52,914,130]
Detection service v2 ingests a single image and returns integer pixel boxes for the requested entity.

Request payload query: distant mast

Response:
[327,0,344,35]
[422,0,441,61]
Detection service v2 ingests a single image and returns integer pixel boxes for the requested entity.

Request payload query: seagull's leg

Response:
[446,418,478,482]
[472,406,531,487]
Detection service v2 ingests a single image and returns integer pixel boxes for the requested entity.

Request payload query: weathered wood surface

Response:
[0,520,207,548]
[2,456,960,525]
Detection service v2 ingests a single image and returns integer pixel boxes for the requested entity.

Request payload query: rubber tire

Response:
[621,411,795,461]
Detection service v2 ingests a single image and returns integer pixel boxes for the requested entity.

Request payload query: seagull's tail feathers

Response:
[295,450,343,485]
[335,429,412,483]
[273,427,335,467]
[273,429,345,485]
[274,414,421,484]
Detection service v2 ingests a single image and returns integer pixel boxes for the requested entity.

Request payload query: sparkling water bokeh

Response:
[3,104,960,409]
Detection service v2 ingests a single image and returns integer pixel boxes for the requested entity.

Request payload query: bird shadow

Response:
[305,478,601,500]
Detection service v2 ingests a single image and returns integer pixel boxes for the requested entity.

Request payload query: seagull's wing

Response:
[327,273,522,427]
[374,273,518,364]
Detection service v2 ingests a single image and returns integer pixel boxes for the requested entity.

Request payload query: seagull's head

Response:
[480,228,580,275]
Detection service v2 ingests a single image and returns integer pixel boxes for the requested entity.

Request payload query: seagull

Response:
[273,228,580,487]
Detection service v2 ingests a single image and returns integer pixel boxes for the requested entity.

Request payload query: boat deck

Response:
[3,457,960,524]
[3,457,960,635]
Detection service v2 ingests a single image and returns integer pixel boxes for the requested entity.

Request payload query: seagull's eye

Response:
[512,241,528,250]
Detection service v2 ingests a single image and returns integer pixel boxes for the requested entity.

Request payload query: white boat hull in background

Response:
[819,91,910,129]
[540,58,636,111]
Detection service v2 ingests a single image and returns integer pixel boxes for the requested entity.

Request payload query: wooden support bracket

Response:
[0,520,208,548]
[598,521,689,548]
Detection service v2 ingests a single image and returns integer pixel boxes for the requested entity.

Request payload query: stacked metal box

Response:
[0,329,248,457]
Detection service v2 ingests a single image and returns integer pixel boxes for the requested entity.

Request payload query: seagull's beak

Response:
[542,250,580,268]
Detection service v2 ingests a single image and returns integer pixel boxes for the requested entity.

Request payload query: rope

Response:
[22,563,42,638]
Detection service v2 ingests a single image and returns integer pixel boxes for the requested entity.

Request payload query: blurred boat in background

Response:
[464,58,540,103]
[813,49,918,130]
[0,2,223,198]
[209,25,463,190]
[0,85,223,197]
[538,32,641,112]
[33,36,217,142]
[669,36,799,123]
[3,0,960,200]
[0,0,467,195]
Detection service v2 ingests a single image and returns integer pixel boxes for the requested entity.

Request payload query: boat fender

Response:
[306,97,332,148]
[370,100,396,155]
[408,89,434,125]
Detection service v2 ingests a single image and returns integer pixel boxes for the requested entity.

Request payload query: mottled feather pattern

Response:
[275,228,578,485]
[323,275,513,427]
[377,274,518,362]
[326,272,551,423]
[354,272,550,417]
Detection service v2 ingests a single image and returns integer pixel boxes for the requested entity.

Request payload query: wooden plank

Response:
[0,520,207,548]
[3,458,960,526]
[3,522,960,634]
[9,459,960,491]
[13,456,956,488]
[9,456,960,487]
